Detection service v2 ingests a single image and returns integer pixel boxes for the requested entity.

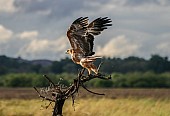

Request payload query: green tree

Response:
[50,61,63,73]
[0,66,8,75]
[148,55,170,73]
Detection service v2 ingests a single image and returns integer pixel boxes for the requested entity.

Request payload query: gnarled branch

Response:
[34,67,111,116]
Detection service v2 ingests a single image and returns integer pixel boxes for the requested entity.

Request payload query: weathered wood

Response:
[53,98,65,116]
[34,68,111,116]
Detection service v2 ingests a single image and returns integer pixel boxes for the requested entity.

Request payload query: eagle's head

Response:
[65,49,73,55]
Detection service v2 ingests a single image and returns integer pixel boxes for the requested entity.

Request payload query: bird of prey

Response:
[66,17,112,75]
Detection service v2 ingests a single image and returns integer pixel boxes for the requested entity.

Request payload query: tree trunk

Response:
[52,99,65,116]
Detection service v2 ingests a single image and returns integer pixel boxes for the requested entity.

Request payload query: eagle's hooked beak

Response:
[65,50,69,54]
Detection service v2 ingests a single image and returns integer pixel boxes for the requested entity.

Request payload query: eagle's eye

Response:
[65,49,69,54]
[70,26,74,30]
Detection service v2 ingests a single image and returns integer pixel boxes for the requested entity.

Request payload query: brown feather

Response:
[66,17,112,74]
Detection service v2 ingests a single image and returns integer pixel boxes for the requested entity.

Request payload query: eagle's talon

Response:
[88,74,93,77]
[107,75,111,79]
[96,73,102,76]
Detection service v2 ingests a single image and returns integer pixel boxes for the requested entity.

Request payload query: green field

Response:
[0,88,170,116]
[0,98,170,116]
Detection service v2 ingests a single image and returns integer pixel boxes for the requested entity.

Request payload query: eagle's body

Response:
[66,17,112,75]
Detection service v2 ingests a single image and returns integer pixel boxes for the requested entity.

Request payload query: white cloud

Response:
[155,41,170,56]
[18,31,39,39]
[96,35,139,58]
[0,0,16,13]
[157,42,170,50]
[0,25,13,43]
[1,0,170,60]
[17,36,69,60]
[23,39,49,53]
[36,9,51,15]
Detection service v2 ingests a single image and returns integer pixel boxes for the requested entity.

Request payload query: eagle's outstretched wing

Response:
[88,17,112,36]
[67,17,112,56]
[86,17,112,55]
[67,17,89,53]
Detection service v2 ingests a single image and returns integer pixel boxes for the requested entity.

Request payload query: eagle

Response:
[66,17,112,75]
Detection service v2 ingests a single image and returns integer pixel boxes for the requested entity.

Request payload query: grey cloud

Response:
[124,0,159,6]
[0,0,170,60]
[14,0,86,18]
[124,0,170,6]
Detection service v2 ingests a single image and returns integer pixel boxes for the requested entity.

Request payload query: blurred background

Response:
[0,0,170,116]
[0,0,170,60]
[0,0,170,88]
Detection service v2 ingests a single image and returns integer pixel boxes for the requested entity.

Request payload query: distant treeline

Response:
[0,72,170,88]
[0,54,170,75]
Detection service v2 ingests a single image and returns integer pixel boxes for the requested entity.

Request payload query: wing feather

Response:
[83,17,112,56]
[88,17,112,36]
[67,17,89,51]
[67,17,112,56]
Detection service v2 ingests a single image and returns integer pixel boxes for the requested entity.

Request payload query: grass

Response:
[1,88,170,99]
[0,98,170,116]
[0,99,52,116]
[0,88,170,116]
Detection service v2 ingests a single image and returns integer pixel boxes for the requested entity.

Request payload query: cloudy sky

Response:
[0,0,170,60]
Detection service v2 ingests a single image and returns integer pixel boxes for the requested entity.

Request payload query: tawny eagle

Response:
[66,17,112,75]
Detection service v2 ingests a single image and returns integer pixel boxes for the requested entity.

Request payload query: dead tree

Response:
[34,68,111,116]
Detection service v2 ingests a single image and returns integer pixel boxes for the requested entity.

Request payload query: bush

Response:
[0,72,170,88]
[0,73,74,87]
[3,73,34,87]
[111,72,170,88]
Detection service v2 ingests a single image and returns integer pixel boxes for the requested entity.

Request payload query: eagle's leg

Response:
[90,64,98,75]
[87,68,92,75]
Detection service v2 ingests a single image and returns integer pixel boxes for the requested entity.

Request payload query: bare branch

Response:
[81,83,105,95]
[34,65,111,116]
[34,87,55,102]
[43,75,55,87]
[97,61,103,72]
